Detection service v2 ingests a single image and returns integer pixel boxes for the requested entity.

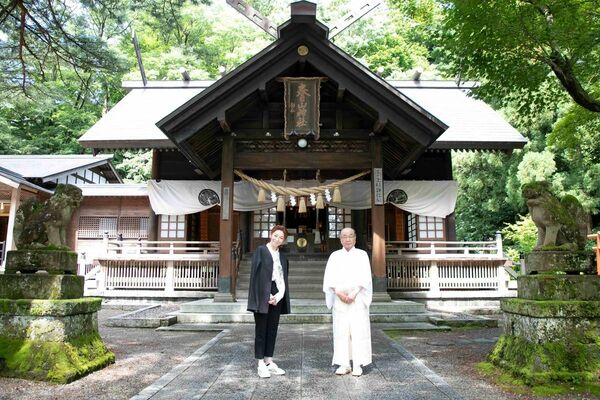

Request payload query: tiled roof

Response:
[0,154,115,182]
[78,80,526,150]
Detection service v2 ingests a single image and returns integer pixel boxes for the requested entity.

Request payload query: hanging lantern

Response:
[333,186,342,202]
[257,188,266,203]
[316,192,324,209]
[276,195,285,212]
[298,196,307,213]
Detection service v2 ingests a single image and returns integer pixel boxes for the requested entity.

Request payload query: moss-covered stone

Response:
[525,251,594,274]
[489,334,600,385]
[501,298,600,318]
[521,181,588,252]
[0,332,114,383]
[0,297,102,316]
[0,274,83,300]
[518,275,600,301]
[0,311,101,341]
[501,309,599,344]
[4,250,78,274]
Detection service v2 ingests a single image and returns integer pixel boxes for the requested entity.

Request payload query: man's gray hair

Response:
[340,227,356,237]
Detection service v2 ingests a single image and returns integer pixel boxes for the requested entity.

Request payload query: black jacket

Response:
[247,245,291,315]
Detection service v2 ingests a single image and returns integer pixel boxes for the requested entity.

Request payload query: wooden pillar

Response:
[2,186,21,270]
[445,212,456,241]
[147,150,160,242]
[370,137,391,302]
[215,136,236,302]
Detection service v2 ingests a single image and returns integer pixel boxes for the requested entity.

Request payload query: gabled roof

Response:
[79,86,206,149]
[0,166,53,193]
[79,80,526,151]
[157,11,445,146]
[0,155,121,183]
[392,81,526,150]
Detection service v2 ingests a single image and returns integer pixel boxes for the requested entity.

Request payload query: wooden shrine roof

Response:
[79,80,526,152]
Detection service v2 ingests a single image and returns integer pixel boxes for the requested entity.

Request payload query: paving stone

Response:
[131,324,464,400]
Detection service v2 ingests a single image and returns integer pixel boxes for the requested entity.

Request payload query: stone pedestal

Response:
[490,251,600,384]
[0,250,114,383]
[5,249,78,274]
[524,251,593,274]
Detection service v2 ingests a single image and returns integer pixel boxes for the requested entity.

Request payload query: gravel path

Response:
[0,307,216,400]
[393,327,599,400]
[1,307,597,400]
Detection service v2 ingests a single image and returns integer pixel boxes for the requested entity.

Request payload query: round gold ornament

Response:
[297,45,309,56]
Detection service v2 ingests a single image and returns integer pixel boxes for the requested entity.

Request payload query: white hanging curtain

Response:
[148,180,221,215]
[384,181,457,218]
[147,180,457,218]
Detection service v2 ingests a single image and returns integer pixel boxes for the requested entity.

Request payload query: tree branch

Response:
[545,50,600,112]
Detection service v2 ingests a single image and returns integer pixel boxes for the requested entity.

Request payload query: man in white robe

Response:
[323,227,372,376]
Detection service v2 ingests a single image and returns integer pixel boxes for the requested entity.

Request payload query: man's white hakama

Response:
[323,247,373,367]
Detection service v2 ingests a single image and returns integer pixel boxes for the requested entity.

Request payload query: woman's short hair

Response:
[271,225,288,239]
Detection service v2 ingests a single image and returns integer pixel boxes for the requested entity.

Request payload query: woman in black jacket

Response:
[247,224,291,378]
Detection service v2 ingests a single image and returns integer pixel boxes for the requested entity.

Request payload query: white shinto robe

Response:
[323,246,373,367]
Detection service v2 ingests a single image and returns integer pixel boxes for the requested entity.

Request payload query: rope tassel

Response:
[316,192,324,209]
[276,195,285,212]
[298,196,307,213]
[257,188,266,203]
[333,186,341,203]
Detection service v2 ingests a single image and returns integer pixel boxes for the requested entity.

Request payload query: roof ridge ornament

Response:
[226,0,277,38]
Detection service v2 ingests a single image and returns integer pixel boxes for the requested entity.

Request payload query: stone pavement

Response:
[131,324,464,400]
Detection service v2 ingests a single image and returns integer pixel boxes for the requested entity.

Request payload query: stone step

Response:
[175,312,431,324]
[237,276,324,284]
[160,321,450,331]
[237,282,325,291]
[238,266,327,274]
[180,300,427,314]
[237,291,327,299]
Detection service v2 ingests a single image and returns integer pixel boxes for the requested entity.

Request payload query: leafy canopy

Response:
[438,0,600,112]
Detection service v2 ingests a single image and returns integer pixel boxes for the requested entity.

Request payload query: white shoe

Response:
[267,362,285,375]
[352,366,363,376]
[257,364,271,378]
[335,366,351,375]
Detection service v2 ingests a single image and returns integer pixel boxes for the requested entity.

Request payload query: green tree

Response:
[453,150,525,240]
[438,0,600,112]
[0,0,127,94]
[502,214,537,263]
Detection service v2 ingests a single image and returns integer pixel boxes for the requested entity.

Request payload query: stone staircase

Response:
[175,254,444,327]
[237,255,329,300]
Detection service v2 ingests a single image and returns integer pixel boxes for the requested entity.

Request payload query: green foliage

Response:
[113,151,152,183]
[453,150,525,240]
[437,0,600,113]
[338,0,442,78]
[517,152,556,186]
[0,0,128,94]
[0,93,95,155]
[502,215,537,263]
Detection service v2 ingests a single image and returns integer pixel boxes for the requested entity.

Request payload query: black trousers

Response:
[254,281,282,359]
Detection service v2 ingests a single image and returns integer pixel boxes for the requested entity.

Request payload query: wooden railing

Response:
[104,239,220,256]
[386,232,503,258]
[84,239,227,297]
[386,234,514,297]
